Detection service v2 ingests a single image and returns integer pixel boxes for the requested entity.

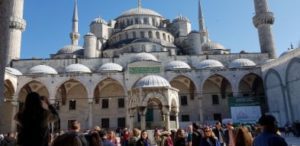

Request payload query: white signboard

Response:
[231,106,261,123]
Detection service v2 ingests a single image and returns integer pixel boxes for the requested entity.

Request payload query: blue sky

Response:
[22,0,300,58]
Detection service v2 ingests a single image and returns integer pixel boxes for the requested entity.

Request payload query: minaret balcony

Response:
[252,12,275,27]
[8,17,26,31]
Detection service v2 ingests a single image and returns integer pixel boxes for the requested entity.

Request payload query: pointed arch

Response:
[4,79,15,99]
[170,75,197,100]
[239,73,264,97]
[265,69,289,125]
[18,80,50,102]
[55,79,89,105]
[286,57,300,121]
[201,74,232,121]
[94,77,126,103]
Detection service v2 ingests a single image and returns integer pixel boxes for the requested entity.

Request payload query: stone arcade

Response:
[1,0,300,132]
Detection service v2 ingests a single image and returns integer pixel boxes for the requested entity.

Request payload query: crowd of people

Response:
[0,92,291,146]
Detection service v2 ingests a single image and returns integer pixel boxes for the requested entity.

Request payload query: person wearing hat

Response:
[253,114,287,146]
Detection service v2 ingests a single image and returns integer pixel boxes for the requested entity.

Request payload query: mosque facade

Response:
[1,0,300,132]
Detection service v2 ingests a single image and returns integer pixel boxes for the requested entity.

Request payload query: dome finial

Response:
[138,0,142,13]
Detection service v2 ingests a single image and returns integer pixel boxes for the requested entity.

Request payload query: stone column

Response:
[129,114,134,130]
[140,114,146,130]
[175,112,179,129]
[0,0,11,133]
[198,96,204,123]
[88,99,93,129]
[164,112,170,130]
[10,99,18,132]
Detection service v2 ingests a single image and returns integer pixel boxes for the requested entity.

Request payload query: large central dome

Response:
[119,8,162,17]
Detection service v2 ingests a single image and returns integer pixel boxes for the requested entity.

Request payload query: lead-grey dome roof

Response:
[173,15,190,23]
[28,65,58,75]
[280,49,297,57]
[91,17,107,25]
[99,63,123,72]
[131,52,158,62]
[120,8,162,17]
[5,67,22,76]
[65,64,91,73]
[135,75,170,88]
[202,41,226,50]
[165,61,191,71]
[57,45,83,54]
[229,58,256,68]
[196,59,224,69]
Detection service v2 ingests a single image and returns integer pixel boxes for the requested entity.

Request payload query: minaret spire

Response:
[198,0,208,44]
[70,0,80,46]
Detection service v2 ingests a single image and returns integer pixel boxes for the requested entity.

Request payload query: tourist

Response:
[224,122,236,146]
[200,127,220,146]
[253,114,287,146]
[99,130,114,146]
[160,130,173,146]
[136,130,150,146]
[108,130,118,146]
[174,129,186,146]
[192,123,202,146]
[212,122,225,146]
[14,92,59,146]
[67,120,88,146]
[234,127,253,146]
[0,132,17,146]
[128,128,140,146]
[153,129,161,146]
[52,132,84,146]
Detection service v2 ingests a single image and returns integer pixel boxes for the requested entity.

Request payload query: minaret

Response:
[70,0,80,46]
[253,0,276,58]
[198,0,208,44]
[5,0,26,64]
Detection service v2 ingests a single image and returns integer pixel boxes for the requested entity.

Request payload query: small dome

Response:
[99,63,123,72]
[131,52,158,62]
[197,59,224,69]
[202,41,226,50]
[135,75,170,88]
[280,49,297,57]
[229,58,256,68]
[5,67,22,76]
[124,24,156,30]
[85,32,95,36]
[173,15,190,23]
[120,8,162,18]
[28,65,58,75]
[57,45,83,54]
[91,17,107,25]
[165,61,191,71]
[65,64,91,73]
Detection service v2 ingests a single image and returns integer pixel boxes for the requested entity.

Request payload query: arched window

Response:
[163,33,166,41]
[133,31,136,38]
[125,32,129,39]
[168,35,170,42]
[135,18,139,24]
[148,31,153,39]
[140,31,145,38]
[152,17,156,26]
[156,32,160,39]
[144,18,148,24]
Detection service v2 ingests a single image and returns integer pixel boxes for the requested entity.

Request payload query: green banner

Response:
[228,96,263,107]
[129,67,160,74]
